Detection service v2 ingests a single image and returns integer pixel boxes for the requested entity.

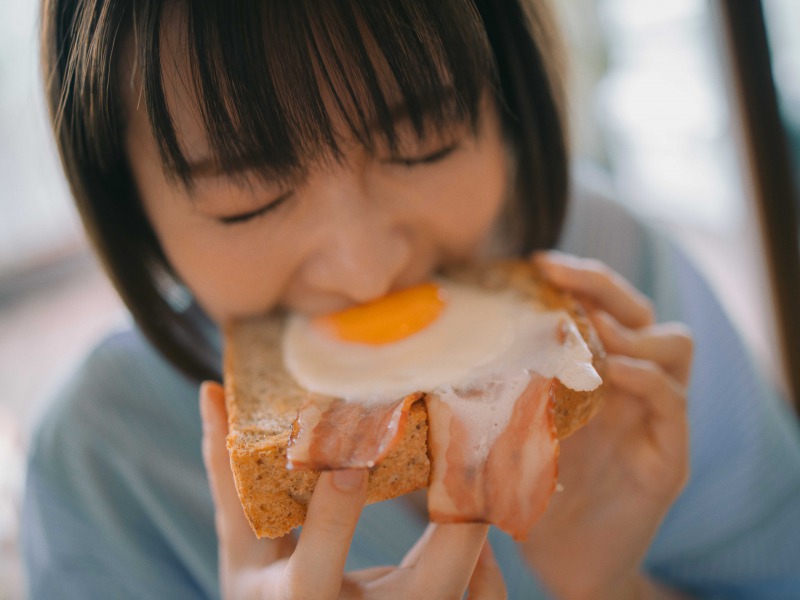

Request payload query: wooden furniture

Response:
[719,1,800,412]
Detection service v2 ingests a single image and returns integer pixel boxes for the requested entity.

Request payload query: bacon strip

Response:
[287,377,558,540]
[287,393,422,470]
[426,375,559,540]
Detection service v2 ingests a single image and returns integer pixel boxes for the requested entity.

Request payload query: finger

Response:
[339,566,396,600]
[402,523,489,598]
[286,469,368,599]
[606,356,691,494]
[591,311,694,385]
[343,565,395,584]
[533,251,655,329]
[399,522,436,568]
[467,542,507,599]
[606,356,689,461]
[200,381,283,567]
[606,356,686,417]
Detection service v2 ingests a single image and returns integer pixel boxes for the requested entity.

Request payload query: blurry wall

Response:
[0,0,85,275]
[556,0,796,394]
[1,3,124,597]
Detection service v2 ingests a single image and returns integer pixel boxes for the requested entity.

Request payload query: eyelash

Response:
[218,192,292,225]
[217,144,458,225]
[391,143,459,167]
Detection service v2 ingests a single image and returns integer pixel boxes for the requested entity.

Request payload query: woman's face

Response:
[123,33,513,324]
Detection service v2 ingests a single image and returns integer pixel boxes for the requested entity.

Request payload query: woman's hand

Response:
[524,252,693,600]
[200,381,506,600]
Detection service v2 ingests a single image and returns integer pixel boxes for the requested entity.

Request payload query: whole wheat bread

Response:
[223,261,605,538]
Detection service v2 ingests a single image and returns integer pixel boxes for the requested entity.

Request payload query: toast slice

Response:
[223,261,605,538]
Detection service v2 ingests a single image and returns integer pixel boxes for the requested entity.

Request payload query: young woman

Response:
[24,0,800,598]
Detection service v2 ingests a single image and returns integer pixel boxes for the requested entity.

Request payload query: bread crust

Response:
[224,260,605,538]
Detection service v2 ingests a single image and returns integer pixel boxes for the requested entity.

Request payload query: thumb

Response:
[467,541,507,599]
[285,469,368,598]
[199,381,286,568]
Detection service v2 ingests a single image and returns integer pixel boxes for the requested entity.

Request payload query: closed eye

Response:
[389,143,459,167]
[217,192,292,225]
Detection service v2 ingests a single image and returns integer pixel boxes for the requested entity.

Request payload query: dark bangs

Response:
[137,1,497,185]
[42,0,568,382]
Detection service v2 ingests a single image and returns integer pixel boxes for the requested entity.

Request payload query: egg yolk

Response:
[313,283,446,345]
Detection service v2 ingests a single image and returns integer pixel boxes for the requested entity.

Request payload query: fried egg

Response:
[282,280,601,403]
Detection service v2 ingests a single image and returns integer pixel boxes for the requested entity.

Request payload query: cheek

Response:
[162,225,303,323]
[426,143,510,257]
[125,110,303,323]
[139,190,299,323]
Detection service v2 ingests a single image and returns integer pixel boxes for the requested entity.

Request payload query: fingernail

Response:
[534,249,564,260]
[533,251,576,276]
[531,250,549,263]
[332,469,365,492]
[483,544,498,568]
[477,544,489,567]
[199,381,226,435]
[199,383,212,429]
[532,250,555,267]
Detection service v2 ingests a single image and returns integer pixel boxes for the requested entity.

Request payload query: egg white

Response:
[282,281,601,403]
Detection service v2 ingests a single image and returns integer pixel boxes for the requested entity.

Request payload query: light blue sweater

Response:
[23,175,800,599]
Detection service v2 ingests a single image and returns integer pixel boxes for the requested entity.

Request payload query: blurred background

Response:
[1,0,798,597]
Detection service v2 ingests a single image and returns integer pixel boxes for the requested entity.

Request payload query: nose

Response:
[301,181,412,305]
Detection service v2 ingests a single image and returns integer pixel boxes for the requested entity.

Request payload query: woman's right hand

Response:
[200,381,506,600]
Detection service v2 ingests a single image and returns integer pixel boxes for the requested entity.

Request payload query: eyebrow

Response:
[183,155,298,190]
[183,157,231,179]
[185,156,253,180]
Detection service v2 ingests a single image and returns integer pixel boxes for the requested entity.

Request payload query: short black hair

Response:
[41,0,568,381]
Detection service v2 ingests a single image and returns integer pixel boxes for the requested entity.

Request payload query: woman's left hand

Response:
[523,251,693,599]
